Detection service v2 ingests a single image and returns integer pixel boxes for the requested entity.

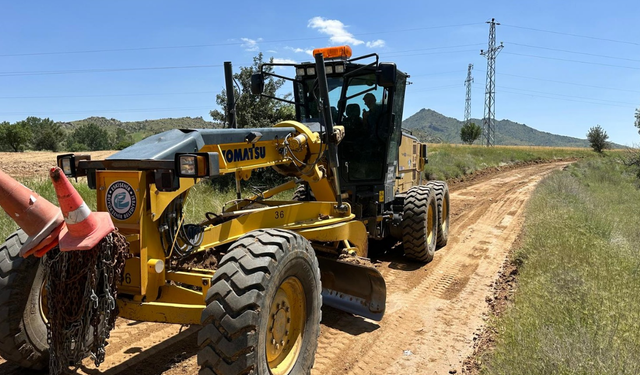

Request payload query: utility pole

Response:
[464,63,473,126]
[480,18,504,146]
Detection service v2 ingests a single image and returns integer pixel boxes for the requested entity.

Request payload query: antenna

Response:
[480,18,504,146]
[464,63,474,126]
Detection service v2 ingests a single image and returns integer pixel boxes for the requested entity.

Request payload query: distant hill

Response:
[58,116,221,141]
[58,111,618,149]
[402,109,600,148]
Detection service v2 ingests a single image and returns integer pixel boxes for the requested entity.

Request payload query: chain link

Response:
[44,230,130,375]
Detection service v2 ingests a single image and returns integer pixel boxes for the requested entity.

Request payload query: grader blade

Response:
[317,257,386,321]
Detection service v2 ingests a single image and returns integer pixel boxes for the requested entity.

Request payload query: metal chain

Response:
[44,230,130,375]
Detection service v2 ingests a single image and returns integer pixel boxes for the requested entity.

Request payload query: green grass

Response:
[483,157,640,375]
[424,144,596,180]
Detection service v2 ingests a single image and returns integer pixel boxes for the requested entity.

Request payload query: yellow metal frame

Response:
[97,121,371,324]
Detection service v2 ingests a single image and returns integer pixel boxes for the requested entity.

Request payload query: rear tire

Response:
[291,184,315,202]
[426,180,450,248]
[0,229,49,370]
[402,186,438,263]
[197,229,322,375]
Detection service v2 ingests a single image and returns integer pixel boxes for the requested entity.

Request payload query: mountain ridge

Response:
[58,109,615,148]
[401,108,602,148]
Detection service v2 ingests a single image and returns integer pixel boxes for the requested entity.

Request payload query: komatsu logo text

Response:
[224,146,267,163]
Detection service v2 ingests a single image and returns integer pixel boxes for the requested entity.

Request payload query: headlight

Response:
[306,67,316,75]
[61,158,73,175]
[175,152,220,178]
[325,65,334,74]
[296,67,305,76]
[335,64,345,73]
[56,154,77,177]
[179,155,197,176]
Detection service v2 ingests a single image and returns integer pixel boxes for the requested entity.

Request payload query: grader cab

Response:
[0,46,449,375]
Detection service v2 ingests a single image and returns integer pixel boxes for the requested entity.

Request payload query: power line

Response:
[501,24,640,46]
[503,51,640,70]
[0,91,217,100]
[464,64,473,125]
[480,18,503,147]
[0,23,485,58]
[385,43,485,55]
[506,41,640,62]
[408,84,461,93]
[0,64,225,77]
[411,70,464,77]
[498,88,632,108]
[0,48,477,78]
[476,69,640,94]
[0,106,213,116]
[385,49,480,58]
[472,83,633,108]
[499,85,638,106]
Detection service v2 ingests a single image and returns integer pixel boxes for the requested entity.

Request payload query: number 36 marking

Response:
[275,210,285,219]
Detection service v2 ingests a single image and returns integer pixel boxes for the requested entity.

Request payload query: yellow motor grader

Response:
[0,46,449,374]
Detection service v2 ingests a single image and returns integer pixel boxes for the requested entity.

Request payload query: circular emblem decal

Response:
[106,181,137,221]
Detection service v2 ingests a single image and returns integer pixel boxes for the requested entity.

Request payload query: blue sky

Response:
[1,0,639,145]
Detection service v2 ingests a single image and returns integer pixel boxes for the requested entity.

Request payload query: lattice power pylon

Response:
[464,63,473,126]
[480,18,504,146]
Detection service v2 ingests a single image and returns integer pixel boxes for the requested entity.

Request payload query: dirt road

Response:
[0,160,569,375]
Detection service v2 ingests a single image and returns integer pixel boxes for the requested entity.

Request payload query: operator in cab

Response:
[362,92,382,134]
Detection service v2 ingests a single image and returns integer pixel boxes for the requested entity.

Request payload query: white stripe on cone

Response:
[64,202,91,225]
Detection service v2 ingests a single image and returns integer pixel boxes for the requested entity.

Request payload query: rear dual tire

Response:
[402,186,438,262]
[426,180,450,248]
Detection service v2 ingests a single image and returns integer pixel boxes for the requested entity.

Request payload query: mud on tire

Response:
[197,228,322,375]
[402,185,438,263]
[0,229,49,370]
[426,180,450,248]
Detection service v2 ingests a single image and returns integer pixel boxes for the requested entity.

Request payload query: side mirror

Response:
[376,62,397,88]
[250,73,265,95]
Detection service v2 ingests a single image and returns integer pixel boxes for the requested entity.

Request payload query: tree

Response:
[113,128,134,150]
[210,53,295,128]
[460,122,482,145]
[67,123,111,151]
[0,121,32,152]
[635,108,640,135]
[587,125,609,153]
[17,116,65,151]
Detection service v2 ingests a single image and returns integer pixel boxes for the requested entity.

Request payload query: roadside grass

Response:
[482,157,640,375]
[424,144,597,180]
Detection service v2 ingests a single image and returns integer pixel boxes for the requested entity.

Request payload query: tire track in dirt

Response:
[310,162,569,375]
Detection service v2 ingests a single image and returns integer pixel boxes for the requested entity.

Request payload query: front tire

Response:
[198,229,322,375]
[0,229,49,370]
[402,186,438,263]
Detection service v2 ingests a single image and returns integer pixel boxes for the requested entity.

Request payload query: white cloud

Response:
[307,17,386,49]
[240,37,262,52]
[286,46,314,56]
[272,58,298,64]
[366,39,385,48]
[307,17,364,46]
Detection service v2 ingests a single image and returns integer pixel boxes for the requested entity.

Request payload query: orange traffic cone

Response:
[0,169,64,257]
[49,167,114,251]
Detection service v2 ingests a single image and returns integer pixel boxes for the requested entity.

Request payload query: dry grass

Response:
[482,157,640,375]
